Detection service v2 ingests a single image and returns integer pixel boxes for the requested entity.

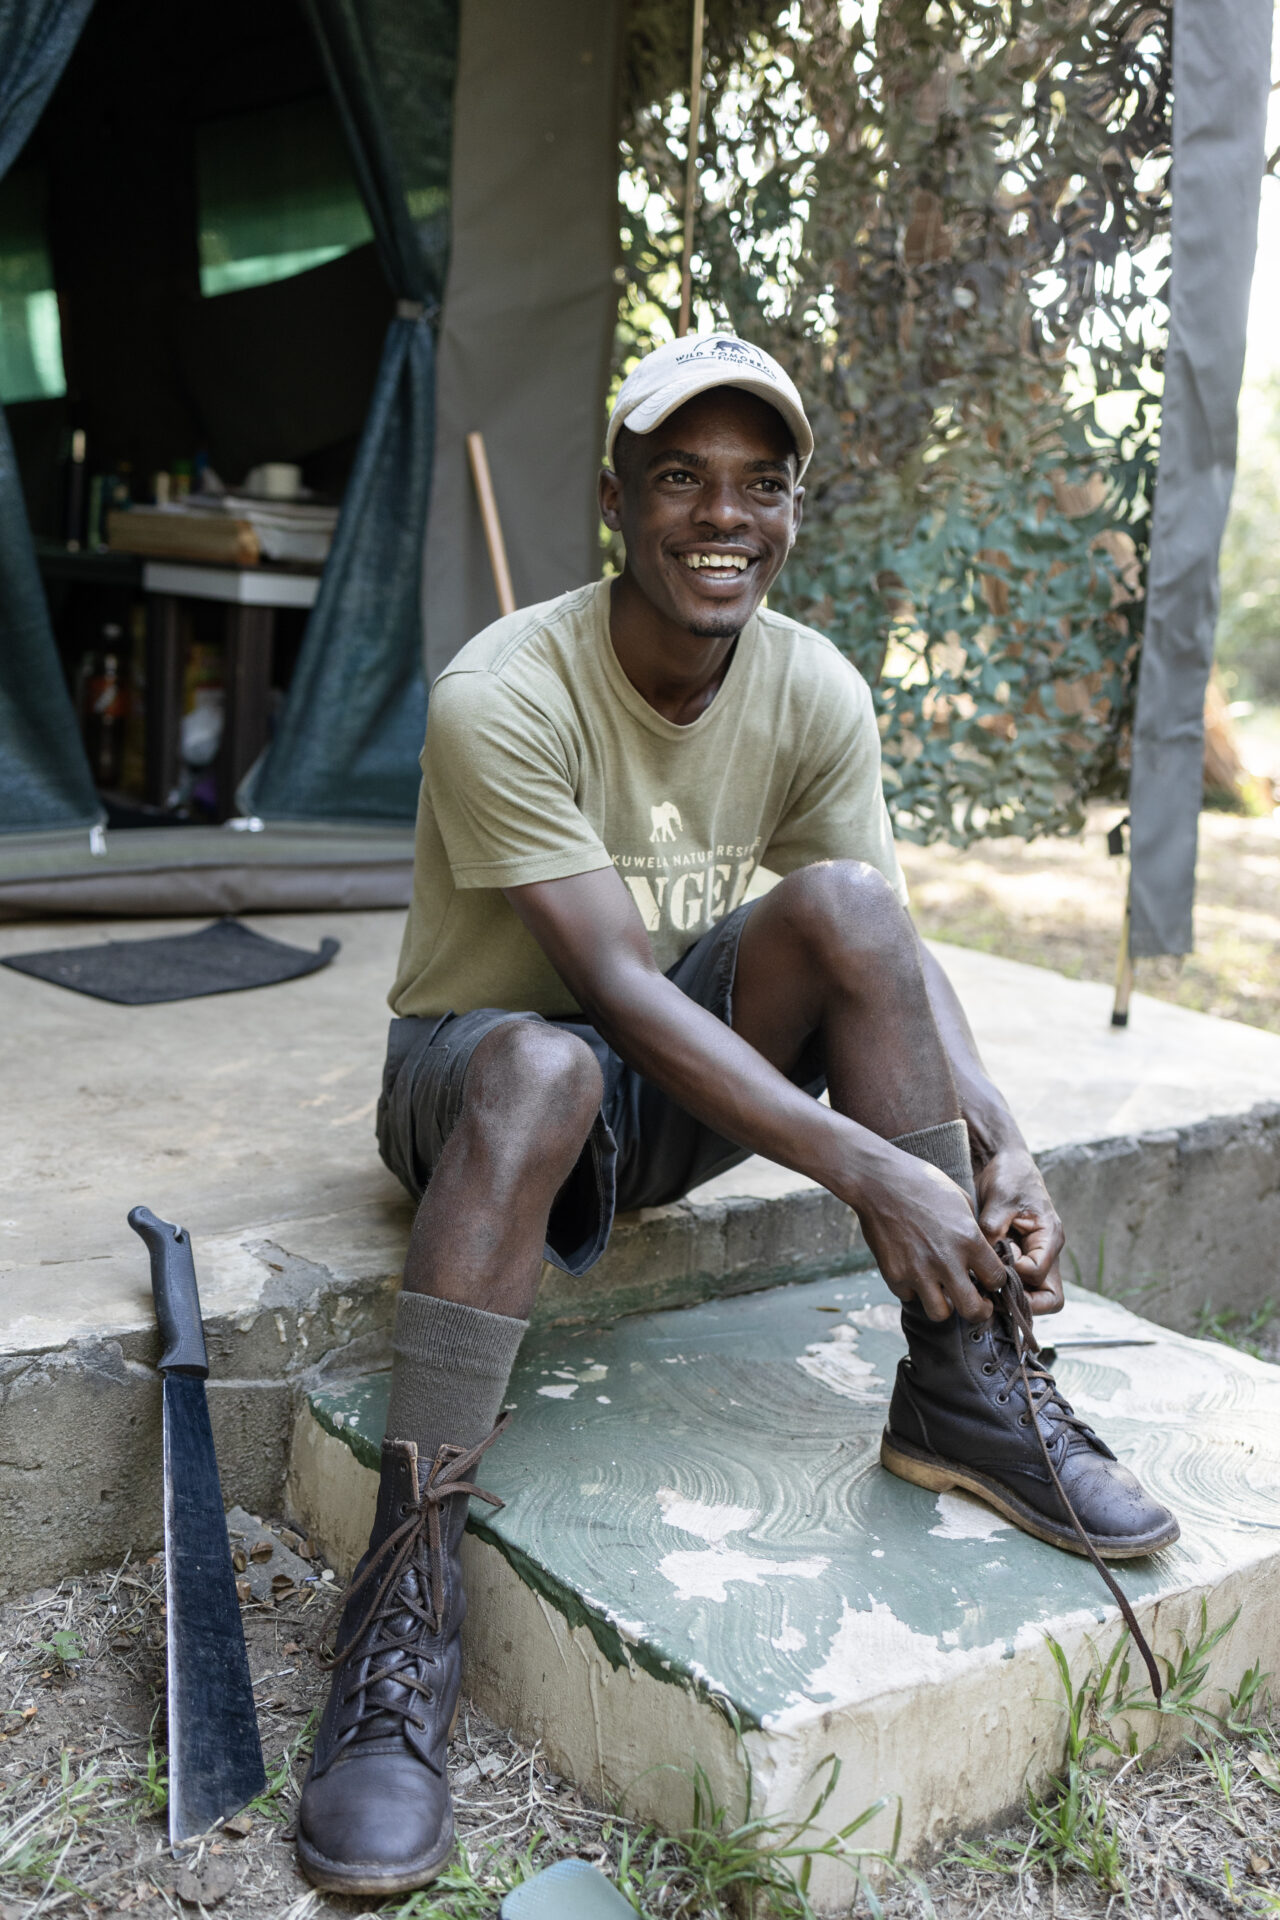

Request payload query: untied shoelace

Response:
[992,1241,1163,1705]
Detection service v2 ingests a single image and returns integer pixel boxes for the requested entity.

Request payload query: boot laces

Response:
[990,1247,1162,1704]
[315,1414,510,1739]
[984,1289,1095,1453]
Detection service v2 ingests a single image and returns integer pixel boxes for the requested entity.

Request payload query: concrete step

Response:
[288,1275,1280,1902]
[3,908,1279,1591]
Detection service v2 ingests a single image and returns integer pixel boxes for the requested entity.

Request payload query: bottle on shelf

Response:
[62,427,88,550]
[84,625,128,789]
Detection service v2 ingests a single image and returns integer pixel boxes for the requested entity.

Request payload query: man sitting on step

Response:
[296,333,1179,1897]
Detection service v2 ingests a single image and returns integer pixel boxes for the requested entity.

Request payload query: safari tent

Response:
[0,0,1271,963]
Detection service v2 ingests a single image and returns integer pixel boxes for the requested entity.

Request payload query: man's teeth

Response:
[681,553,750,571]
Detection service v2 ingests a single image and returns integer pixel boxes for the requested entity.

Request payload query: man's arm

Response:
[919,943,1065,1313]
[505,867,1008,1322]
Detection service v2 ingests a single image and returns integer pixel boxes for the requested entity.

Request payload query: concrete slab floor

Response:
[290,1275,1280,1902]
[4,910,1279,1590]
[4,909,1279,1356]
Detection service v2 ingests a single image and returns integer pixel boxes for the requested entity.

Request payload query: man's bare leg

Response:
[402,1020,604,1316]
[383,1020,602,1476]
[730,860,961,1143]
[730,861,979,1253]
[297,1022,603,1895]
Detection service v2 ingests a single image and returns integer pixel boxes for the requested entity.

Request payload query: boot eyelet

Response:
[996,1391,1009,1404]
[969,1329,984,1343]
[399,1502,412,1518]
[981,1361,996,1375]
[1017,1413,1030,1426]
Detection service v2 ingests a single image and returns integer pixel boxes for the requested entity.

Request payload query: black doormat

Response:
[2,919,340,1005]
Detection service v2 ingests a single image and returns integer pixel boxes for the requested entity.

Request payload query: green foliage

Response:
[0,1752,103,1896]
[952,1602,1275,1900]
[28,1628,84,1672]
[246,1710,317,1824]
[621,0,1171,843]
[384,1741,917,1919]
[133,1724,168,1819]
[1191,1295,1278,1359]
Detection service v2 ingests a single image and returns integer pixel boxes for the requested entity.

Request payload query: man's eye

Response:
[659,468,697,484]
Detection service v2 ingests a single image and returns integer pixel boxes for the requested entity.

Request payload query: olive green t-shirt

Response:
[389,577,906,1018]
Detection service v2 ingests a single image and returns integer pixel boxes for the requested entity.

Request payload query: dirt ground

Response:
[0,1537,631,1920]
[3,1522,1279,1917]
[899,805,1280,1036]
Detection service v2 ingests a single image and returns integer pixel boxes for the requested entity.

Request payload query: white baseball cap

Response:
[605,332,813,477]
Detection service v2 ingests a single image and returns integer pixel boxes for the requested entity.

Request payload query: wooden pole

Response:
[678,0,706,336]
[1111,897,1134,1028]
[466,430,516,616]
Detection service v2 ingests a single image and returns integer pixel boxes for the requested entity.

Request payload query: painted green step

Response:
[300,1270,1280,1741]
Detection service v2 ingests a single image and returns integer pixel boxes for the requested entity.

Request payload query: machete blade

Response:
[162,1374,266,1841]
[129,1206,266,1843]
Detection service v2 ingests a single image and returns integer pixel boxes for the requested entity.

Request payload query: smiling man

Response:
[296,334,1178,1896]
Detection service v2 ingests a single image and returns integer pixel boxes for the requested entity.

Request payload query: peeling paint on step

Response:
[655,1487,828,1603]
[796,1317,888,1404]
[659,1547,831,1605]
[848,1303,901,1332]
[656,1489,756,1542]
[930,1493,1013,1541]
[775,1597,969,1725]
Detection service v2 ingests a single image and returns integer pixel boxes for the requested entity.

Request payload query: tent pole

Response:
[1111,897,1134,1029]
[678,0,706,335]
[466,431,517,616]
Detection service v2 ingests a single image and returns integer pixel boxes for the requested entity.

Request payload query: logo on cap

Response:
[673,336,778,382]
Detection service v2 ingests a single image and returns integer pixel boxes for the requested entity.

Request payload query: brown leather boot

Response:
[882,1299,1178,1558]
[296,1422,506,1896]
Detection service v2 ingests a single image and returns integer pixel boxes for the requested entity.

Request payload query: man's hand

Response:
[851,1145,1008,1323]
[975,1144,1064,1314]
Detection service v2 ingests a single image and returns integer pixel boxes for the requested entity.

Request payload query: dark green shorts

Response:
[375,899,826,1277]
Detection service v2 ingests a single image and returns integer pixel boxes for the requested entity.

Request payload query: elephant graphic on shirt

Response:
[649,801,682,843]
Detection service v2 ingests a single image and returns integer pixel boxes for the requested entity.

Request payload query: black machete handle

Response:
[128,1206,209,1377]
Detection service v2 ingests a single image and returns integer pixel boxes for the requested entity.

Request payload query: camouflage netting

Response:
[620,0,1173,844]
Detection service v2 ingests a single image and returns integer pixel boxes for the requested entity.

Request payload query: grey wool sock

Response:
[384,1292,528,1473]
[891,1117,977,1209]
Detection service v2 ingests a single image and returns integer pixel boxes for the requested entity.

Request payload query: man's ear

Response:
[599,465,623,532]
[790,483,805,546]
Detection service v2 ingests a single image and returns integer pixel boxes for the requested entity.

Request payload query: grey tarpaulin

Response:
[1128,0,1273,957]
[421,0,623,685]
[0,0,99,835]
[242,0,458,823]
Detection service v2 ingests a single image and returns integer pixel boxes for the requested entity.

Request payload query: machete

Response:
[129,1205,266,1843]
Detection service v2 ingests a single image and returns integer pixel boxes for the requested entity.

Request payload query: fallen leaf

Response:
[221,1812,253,1838]
[231,1548,247,1574]
[249,1542,273,1564]
[1249,1852,1270,1875]
[235,1577,251,1605]
[173,1856,236,1906]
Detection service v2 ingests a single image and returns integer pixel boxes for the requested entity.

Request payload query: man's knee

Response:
[464,1021,603,1165]
[771,860,911,968]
